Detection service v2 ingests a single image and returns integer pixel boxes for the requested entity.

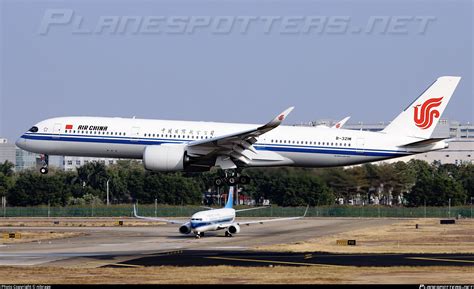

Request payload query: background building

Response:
[15,148,40,171]
[60,156,119,171]
[0,138,16,167]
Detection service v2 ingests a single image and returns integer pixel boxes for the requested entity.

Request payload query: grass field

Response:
[1,231,85,244]
[0,265,471,284]
[256,218,474,254]
[0,218,165,228]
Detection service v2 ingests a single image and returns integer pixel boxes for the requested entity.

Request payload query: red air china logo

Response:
[65,124,73,130]
[278,114,285,121]
[413,97,443,130]
[335,123,341,128]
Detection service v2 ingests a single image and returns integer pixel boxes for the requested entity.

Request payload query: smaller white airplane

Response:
[313,116,351,129]
[133,187,308,238]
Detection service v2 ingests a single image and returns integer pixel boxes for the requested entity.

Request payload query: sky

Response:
[0,0,473,141]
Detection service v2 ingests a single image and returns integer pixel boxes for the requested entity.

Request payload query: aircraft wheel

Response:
[238,176,250,184]
[227,176,237,185]
[40,167,48,175]
[214,178,224,187]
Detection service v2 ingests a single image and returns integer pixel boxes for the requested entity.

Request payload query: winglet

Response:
[264,106,295,129]
[303,205,309,217]
[332,116,351,129]
[133,204,138,217]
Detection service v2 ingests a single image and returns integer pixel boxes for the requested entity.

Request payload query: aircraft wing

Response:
[235,206,270,213]
[133,205,186,225]
[236,206,309,226]
[186,107,294,169]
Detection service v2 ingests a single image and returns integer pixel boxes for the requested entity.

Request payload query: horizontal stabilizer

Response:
[400,138,448,147]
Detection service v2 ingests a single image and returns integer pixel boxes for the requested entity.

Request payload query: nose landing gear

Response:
[195,232,205,239]
[39,154,49,174]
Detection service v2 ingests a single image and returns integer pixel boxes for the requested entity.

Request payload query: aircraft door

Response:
[131,126,140,141]
[53,123,62,139]
[356,138,365,154]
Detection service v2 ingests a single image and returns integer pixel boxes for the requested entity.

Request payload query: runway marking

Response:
[150,250,183,257]
[205,256,341,267]
[304,254,313,259]
[111,263,144,268]
[406,257,474,264]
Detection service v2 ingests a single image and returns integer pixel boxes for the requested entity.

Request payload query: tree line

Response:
[0,159,472,207]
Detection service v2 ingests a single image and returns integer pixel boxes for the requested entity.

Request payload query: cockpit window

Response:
[28,126,38,132]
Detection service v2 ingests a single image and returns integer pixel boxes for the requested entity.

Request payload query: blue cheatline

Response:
[21,133,410,157]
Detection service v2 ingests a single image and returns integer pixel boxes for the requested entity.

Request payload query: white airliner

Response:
[133,187,308,238]
[16,76,461,183]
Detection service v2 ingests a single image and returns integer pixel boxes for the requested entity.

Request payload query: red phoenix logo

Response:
[413,97,443,130]
[278,114,285,121]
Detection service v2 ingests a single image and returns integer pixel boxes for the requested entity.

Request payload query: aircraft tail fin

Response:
[224,186,234,209]
[382,76,461,139]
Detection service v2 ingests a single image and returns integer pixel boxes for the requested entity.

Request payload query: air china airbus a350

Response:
[16,76,460,184]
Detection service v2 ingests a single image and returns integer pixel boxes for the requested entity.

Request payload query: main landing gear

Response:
[195,232,205,239]
[224,231,233,238]
[214,170,251,187]
[39,154,49,174]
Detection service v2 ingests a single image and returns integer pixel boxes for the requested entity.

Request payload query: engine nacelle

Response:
[228,224,241,234]
[179,223,191,234]
[143,144,187,172]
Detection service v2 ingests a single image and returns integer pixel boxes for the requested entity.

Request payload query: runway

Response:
[105,250,474,267]
[1,217,472,268]
[0,217,395,266]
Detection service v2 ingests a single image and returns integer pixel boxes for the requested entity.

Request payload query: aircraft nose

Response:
[15,137,26,150]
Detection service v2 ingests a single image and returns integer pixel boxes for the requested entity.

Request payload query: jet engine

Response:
[179,223,192,234]
[228,224,241,234]
[143,144,188,172]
